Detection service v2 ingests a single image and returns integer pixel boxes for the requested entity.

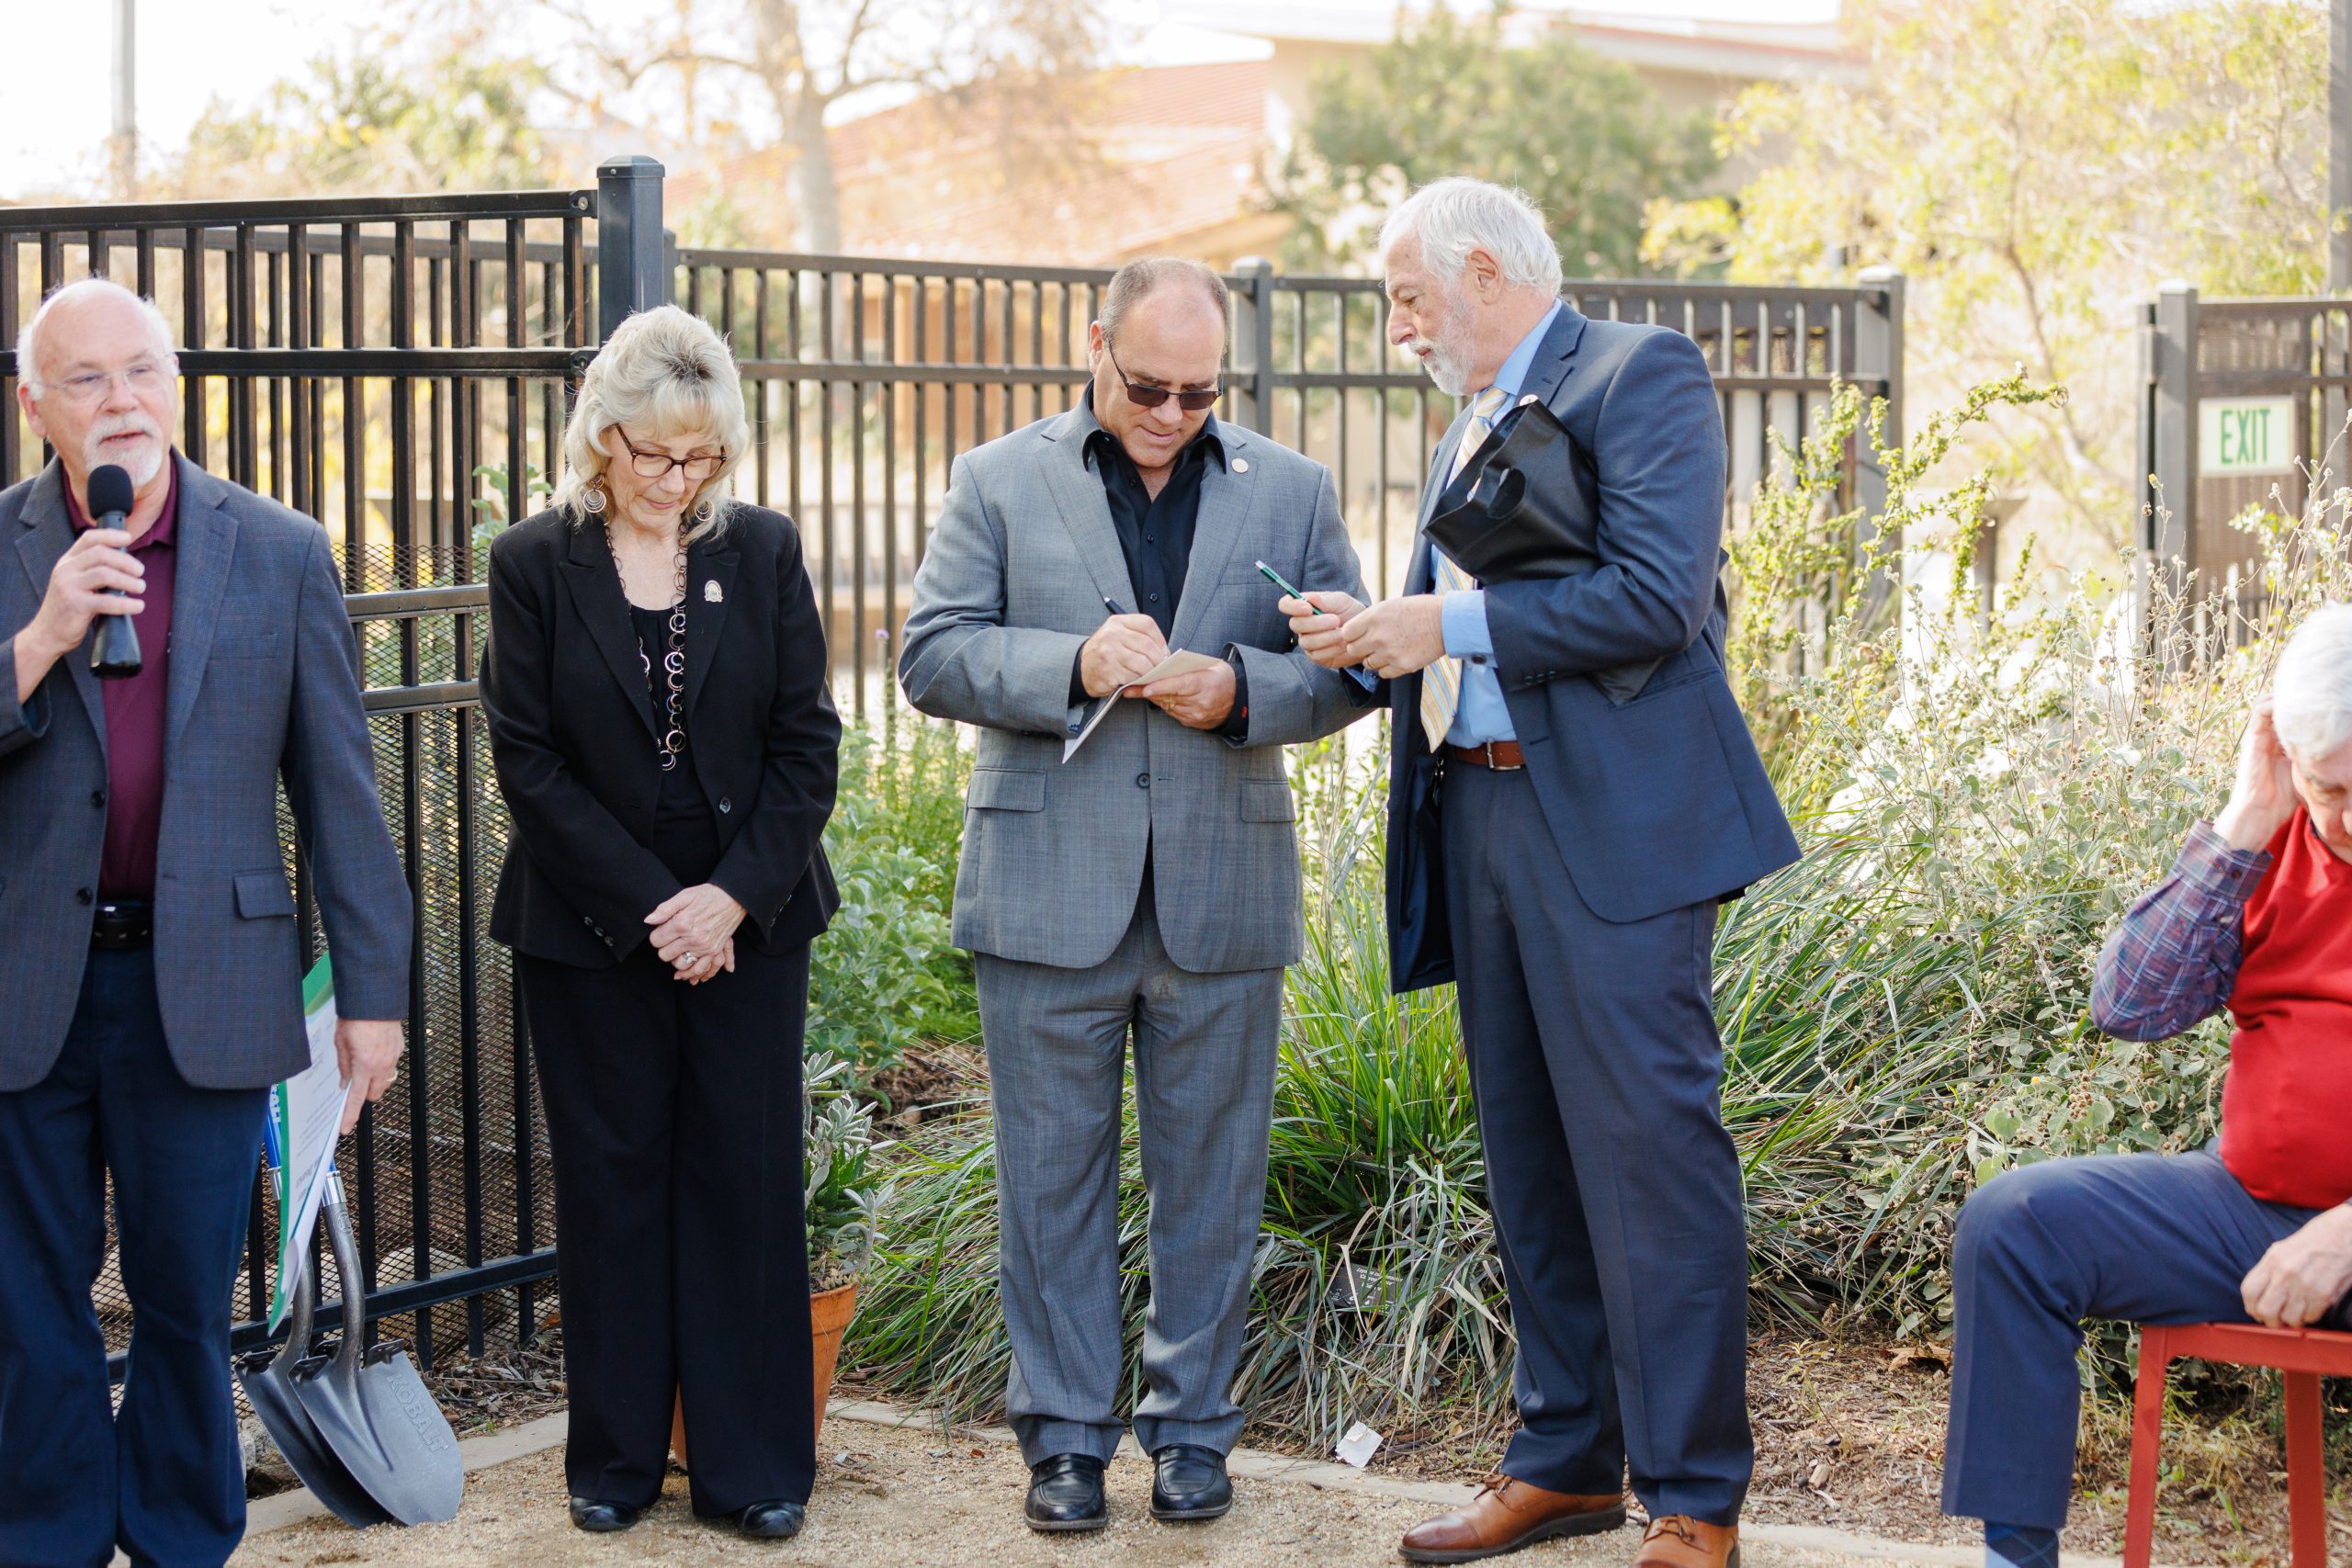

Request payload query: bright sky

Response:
[1,0,1841,203]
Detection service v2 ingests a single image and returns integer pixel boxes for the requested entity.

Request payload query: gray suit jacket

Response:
[899,405,1372,974]
[0,457,412,1091]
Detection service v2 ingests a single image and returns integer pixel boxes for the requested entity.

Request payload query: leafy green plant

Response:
[469,461,553,560]
[807,1050,888,1291]
[806,718,978,1084]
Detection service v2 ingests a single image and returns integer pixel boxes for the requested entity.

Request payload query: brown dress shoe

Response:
[1633,1515,1740,1568]
[1397,1473,1626,1563]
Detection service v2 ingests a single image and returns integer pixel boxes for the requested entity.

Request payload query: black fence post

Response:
[1231,256,1276,435]
[1853,265,1905,621]
[2141,280,2199,663]
[596,154,669,340]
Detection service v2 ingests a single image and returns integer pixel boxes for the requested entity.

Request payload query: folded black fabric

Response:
[1426,397,1663,705]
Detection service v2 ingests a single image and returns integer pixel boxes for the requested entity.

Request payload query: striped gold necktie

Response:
[1419,385,1512,750]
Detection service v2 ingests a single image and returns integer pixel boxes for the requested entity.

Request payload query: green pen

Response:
[1257,559,1377,689]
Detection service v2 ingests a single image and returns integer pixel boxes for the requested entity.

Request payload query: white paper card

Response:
[1060,649,1226,761]
[1335,1421,1384,1469]
[266,956,345,1331]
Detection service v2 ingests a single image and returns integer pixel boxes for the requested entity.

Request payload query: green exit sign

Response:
[2200,396,2297,477]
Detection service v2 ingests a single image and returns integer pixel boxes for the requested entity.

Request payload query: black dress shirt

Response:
[1068,393,1250,739]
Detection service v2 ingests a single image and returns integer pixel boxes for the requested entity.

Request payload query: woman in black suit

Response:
[481,304,839,1540]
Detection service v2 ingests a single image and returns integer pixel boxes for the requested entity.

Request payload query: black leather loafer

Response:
[1151,1443,1233,1521]
[1025,1453,1109,1531]
[735,1499,806,1540]
[569,1496,642,1532]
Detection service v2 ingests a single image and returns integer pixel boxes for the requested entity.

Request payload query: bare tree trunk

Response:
[786,87,843,254]
[746,0,844,254]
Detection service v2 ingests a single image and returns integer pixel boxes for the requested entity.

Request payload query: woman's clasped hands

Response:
[646,883,746,985]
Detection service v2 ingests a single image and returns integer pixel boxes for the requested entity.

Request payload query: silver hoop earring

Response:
[693,499,715,524]
[582,477,607,515]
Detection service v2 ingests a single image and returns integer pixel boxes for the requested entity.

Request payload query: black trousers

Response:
[1442,763,1752,1525]
[520,940,817,1516]
[0,948,266,1568]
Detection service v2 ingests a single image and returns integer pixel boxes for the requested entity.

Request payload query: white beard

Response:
[82,425,168,489]
[1417,338,1476,397]
[1401,288,1477,397]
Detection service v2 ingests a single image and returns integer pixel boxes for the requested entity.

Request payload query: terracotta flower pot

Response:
[670,1280,859,1470]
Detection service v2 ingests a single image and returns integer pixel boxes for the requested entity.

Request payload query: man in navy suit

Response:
[1288,179,1798,1568]
[1,278,411,1567]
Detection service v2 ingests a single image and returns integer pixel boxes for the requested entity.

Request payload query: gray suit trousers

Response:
[975,877,1283,1465]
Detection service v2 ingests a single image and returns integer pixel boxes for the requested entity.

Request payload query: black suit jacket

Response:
[482,505,840,968]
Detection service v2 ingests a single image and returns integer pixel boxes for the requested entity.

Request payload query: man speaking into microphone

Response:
[0,277,411,1567]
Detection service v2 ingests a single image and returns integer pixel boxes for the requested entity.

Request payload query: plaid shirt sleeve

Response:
[2089,820,2272,1041]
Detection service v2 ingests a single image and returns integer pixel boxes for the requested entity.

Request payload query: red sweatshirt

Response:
[2224,810,2352,1209]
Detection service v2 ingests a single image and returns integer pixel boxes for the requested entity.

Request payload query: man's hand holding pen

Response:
[1083,600,1236,729]
[1283,591,1361,668]
[1285,591,1446,680]
[1080,610,1170,697]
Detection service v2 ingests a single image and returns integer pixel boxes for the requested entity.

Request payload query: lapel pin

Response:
[703,580,723,604]
[1232,457,1250,473]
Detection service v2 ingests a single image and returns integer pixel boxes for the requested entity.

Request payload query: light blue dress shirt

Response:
[1436,300,1562,746]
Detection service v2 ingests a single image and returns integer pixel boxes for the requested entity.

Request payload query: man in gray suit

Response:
[0,278,412,1567]
[899,257,1373,1532]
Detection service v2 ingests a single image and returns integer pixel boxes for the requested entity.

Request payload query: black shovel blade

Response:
[237,1242,390,1529]
[239,1351,392,1529]
[292,1177,465,1526]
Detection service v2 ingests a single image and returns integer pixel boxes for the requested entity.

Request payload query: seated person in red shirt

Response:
[1939,603,2352,1568]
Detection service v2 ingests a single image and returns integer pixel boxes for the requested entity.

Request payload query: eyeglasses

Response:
[615,427,726,482]
[1105,344,1221,412]
[45,360,173,408]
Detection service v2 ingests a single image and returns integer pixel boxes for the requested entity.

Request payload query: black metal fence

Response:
[682,247,1905,705]
[2,157,1904,1379]
[2141,284,2352,649]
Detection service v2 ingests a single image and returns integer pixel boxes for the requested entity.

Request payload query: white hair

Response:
[2273,602,2352,759]
[1377,176,1564,297]
[553,305,752,543]
[14,276,179,394]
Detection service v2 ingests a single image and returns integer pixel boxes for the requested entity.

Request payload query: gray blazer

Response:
[0,457,412,1091]
[899,405,1372,974]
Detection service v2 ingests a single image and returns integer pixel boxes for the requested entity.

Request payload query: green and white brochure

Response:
[266,955,345,1331]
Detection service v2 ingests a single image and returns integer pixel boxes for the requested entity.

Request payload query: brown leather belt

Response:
[1446,740,1525,770]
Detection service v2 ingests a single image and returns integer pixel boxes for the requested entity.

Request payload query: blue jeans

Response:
[1942,1147,2349,1530]
[0,948,267,1568]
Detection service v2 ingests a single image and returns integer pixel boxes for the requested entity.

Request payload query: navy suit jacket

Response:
[1385,304,1801,992]
[0,457,413,1089]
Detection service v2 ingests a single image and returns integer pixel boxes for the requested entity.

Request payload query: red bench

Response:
[2126,1321,2352,1566]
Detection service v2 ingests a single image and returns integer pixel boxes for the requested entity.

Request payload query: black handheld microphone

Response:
[86,464,142,680]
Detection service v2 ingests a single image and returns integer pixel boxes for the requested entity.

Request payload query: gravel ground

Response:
[231,1412,1932,1568]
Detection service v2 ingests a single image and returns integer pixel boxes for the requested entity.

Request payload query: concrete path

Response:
[224,1400,2143,1568]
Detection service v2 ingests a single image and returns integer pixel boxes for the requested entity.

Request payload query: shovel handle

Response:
[318,1174,372,1374]
[268,1239,321,1375]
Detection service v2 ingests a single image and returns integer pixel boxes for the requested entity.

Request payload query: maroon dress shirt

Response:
[65,459,179,900]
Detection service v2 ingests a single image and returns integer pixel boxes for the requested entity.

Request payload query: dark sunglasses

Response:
[1106,343,1221,412]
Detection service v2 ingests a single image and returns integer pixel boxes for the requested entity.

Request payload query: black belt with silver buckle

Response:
[92,899,154,950]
